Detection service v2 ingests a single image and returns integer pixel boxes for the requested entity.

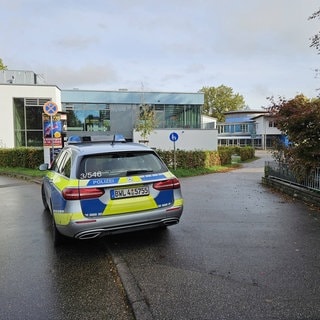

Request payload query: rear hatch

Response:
[77,151,179,217]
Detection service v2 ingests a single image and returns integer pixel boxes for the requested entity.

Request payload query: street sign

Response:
[43,101,58,116]
[43,101,58,163]
[169,132,179,170]
[169,132,179,142]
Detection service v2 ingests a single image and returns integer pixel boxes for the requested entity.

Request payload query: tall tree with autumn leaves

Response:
[267,10,320,178]
[268,95,320,177]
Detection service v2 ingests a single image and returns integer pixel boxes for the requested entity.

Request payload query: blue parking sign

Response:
[169,132,179,142]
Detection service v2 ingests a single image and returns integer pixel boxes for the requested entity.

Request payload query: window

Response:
[14,98,50,147]
[62,103,110,132]
[52,150,72,177]
[217,125,224,134]
[78,151,166,179]
[269,121,277,128]
[240,124,249,133]
[139,104,201,129]
[63,156,71,178]
[62,102,201,133]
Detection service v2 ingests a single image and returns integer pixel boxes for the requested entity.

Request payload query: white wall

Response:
[201,115,217,129]
[255,117,281,135]
[0,84,217,151]
[0,85,61,147]
[133,129,218,150]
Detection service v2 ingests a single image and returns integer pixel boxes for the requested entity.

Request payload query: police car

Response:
[39,135,183,245]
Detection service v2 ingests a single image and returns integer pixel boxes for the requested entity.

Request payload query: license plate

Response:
[110,186,150,199]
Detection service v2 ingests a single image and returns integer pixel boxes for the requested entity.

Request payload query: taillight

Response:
[153,178,180,190]
[62,188,105,200]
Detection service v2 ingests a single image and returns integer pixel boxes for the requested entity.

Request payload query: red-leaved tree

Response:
[268,94,320,177]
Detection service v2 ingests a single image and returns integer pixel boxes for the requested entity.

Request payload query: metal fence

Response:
[265,161,320,192]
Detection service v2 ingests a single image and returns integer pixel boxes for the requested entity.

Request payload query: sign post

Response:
[43,101,59,163]
[169,132,179,170]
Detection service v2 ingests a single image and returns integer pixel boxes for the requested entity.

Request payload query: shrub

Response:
[0,148,44,168]
[0,146,255,170]
[157,147,254,169]
[268,95,320,176]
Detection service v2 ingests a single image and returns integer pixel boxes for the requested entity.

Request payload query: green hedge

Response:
[157,146,255,169]
[0,148,44,169]
[218,146,255,165]
[0,146,255,170]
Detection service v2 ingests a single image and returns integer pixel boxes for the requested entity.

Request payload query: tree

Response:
[308,10,320,82]
[309,10,320,53]
[0,58,7,70]
[199,85,246,122]
[135,104,157,143]
[268,94,320,177]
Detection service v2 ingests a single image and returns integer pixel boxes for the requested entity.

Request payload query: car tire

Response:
[48,200,67,246]
[41,184,49,210]
[52,220,67,247]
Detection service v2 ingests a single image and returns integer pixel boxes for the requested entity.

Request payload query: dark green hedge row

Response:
[218,146,255,165]
[157,146,255,169]
[0,146,254,170]
[0,148,44,169]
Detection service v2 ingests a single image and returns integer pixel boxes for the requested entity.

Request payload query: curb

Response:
[0,172,43,184]
[108,246,154,320]
[262,176,320,209]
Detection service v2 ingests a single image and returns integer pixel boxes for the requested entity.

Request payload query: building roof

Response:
[224,109,269,123]
[61,89,204,105]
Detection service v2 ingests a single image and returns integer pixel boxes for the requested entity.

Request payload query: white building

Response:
[0,83,61,148]
[0,70,217,151]
[252,114,282,149]
[217,110,282,149]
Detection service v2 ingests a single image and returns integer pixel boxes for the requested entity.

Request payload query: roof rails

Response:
[67,134,126,144]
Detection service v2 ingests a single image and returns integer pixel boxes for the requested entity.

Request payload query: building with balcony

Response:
[217,110,283,149]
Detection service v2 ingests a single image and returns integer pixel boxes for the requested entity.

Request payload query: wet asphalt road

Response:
[1,151,320,320]
[0,176,134,320]
[111,151,320,320]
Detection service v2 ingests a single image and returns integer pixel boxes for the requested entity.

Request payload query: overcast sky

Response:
[1,0,320,108]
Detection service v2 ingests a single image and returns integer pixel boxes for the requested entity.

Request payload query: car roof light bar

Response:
[67,134,126,144]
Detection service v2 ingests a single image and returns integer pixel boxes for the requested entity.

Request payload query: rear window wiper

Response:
[126,169,154,176]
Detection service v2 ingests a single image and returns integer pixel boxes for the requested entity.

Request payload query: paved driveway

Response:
[110,150,320,320]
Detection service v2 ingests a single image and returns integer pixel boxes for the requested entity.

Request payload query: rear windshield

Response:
[78,151,167,180]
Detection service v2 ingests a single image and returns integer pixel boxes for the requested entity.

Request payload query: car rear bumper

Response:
[57,206,183,239]
[75,216,180,239]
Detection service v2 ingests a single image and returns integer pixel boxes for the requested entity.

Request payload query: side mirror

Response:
[39,163,49,171]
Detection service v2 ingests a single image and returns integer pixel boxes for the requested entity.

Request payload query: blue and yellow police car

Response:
[39,135,183,245]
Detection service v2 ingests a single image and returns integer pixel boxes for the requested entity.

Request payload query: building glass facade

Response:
[64,103,110,132]
[14,97,50,147]
[61,90,204,140]
[1,71,206,148]
[10,90,203,147]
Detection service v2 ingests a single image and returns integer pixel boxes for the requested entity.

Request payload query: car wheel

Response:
[52,220,67,247]
[41,184,49,210]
